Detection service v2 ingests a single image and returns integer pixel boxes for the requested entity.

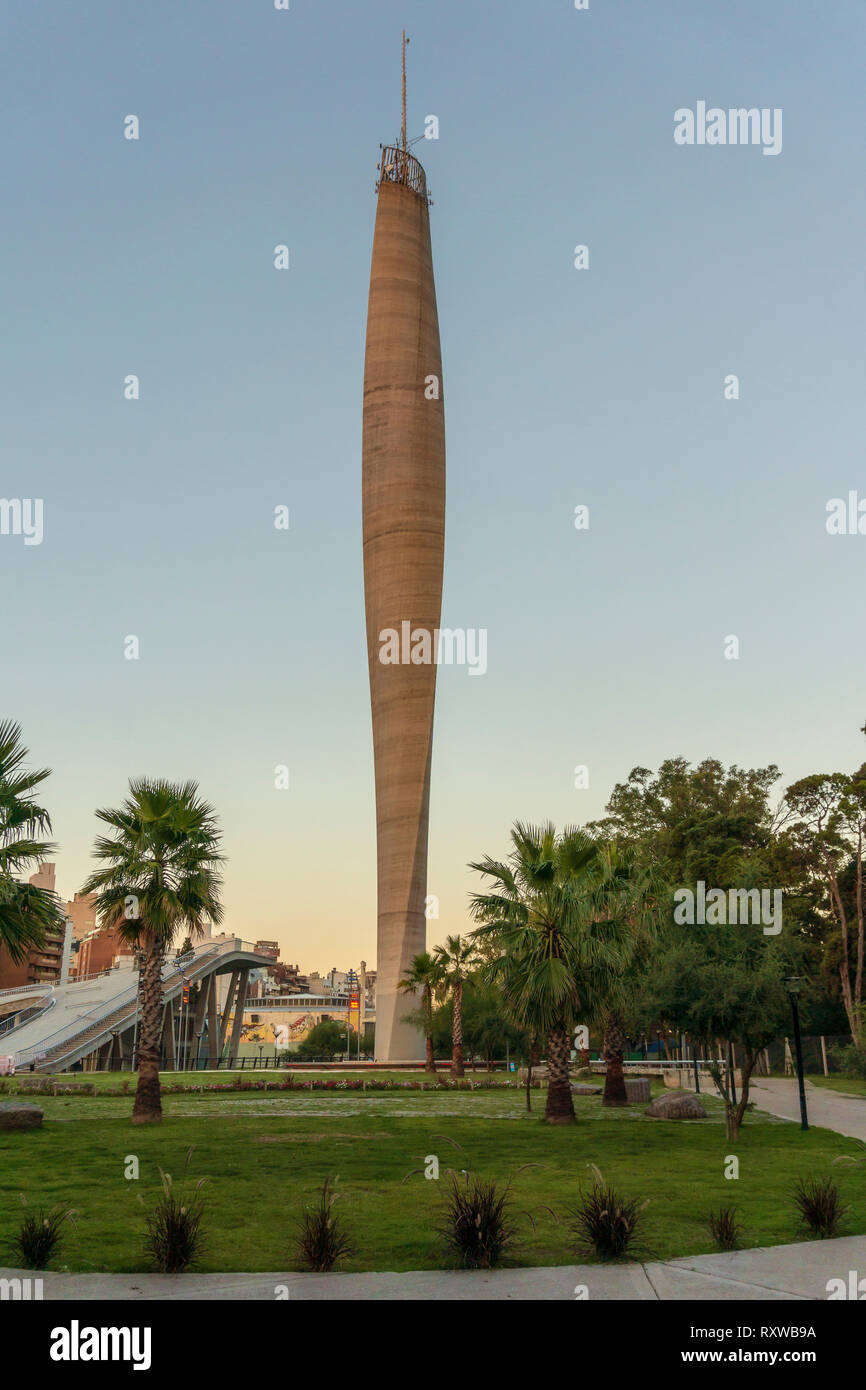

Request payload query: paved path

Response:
[4,1234,864,1301]
[750,1077,866,1143]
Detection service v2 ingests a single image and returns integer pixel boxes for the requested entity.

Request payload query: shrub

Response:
[438,1174,515,1269]
[829,1044,866,1081]
[295,1176,353,1272]
[11,1204,75,1269]
[568,1167,647,1260]
[792,1176,848,1239]
[142,1158,208,1273]
[707,1205,743,1251]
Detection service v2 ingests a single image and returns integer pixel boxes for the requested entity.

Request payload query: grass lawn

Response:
[1,1083,864,1275]
[807,1075,866,1098]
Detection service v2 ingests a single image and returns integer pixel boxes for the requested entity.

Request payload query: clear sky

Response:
[2,0,864,972]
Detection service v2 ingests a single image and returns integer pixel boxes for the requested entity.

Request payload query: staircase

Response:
[11,938,272,1072]
[36,995,139,1070]
[33,950,220,1069]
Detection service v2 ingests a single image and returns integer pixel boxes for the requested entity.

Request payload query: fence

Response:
[0,990,56,1040]
[84,1052,287,1074]
[70,964,135,985]
[0,982,52,1000]
[589,1036,854,1079]
[764,1035,851,1076]
[378,145,428,198]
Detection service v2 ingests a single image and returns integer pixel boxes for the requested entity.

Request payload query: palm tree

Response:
[0,720,64,964]
[81,779,224,1124]
[601,1011,630,1106]
[433,934,477,1078]
[595,844,660,1107]
[469,823,637,1123]
[398,951,441,1073]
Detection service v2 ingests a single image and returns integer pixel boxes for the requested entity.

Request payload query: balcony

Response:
[377,146,429,201]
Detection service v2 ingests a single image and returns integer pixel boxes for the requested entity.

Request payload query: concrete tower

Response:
[362,35,445,1060]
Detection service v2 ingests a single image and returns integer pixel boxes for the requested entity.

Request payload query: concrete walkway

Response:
[750,1077,866,1143]
[3,1234,864,1300]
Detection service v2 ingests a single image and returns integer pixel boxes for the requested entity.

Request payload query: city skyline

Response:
[2,0,865,973]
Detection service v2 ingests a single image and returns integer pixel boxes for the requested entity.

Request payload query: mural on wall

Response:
[237,1013,320,1047]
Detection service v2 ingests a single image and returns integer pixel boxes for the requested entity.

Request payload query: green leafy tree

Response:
[433,934,478,1077]
[782,768,866,1048]
[0,720,64,965]
[460,976,526,1072]
[591,757,782,885]
[638,929,797,1139]
[417,978,530,1077]
[593,754,834,1088]
[295,1019,356,1060]
[398,951,441,1073]
[81,779,224,1124]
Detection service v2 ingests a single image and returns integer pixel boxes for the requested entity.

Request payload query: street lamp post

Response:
[131,949,143,1071]
[346,968,359,1059]
[786,976,809,1131]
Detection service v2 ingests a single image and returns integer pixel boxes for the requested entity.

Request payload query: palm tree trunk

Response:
[602,1012,628,1107]
[424,986,436,1073]
[544,1021,575,1124]
[452,979,464,1078]
[132,934,164,1124]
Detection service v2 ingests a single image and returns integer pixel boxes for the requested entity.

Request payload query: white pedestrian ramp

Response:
[2,936,272,1073]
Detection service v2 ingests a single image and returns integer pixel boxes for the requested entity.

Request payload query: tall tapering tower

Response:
[363,34,445,1060]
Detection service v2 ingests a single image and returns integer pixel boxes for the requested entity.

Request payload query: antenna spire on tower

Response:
[401,29,408,153]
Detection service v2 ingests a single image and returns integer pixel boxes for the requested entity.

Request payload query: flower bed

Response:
[161,1076,523,1095]
[5,1075,526,1097]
